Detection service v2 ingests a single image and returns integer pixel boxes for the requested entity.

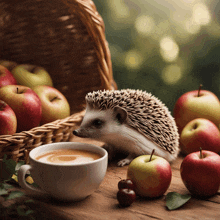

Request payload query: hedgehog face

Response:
[73,106,128,141]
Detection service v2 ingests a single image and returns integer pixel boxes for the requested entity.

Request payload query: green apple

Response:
[11,64,53,88]
[180,118,220,154]
[173,86,220,135]
[127,154,172,198]
[32,85,70,125]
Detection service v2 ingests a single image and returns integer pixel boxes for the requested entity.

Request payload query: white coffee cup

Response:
[18,142,108,201]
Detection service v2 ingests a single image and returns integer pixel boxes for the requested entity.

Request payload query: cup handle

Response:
[18,165,47,197]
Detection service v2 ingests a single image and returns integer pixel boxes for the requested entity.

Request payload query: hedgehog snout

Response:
[73,129,88,138]
[73,129,79,136]
[73,129,85,137]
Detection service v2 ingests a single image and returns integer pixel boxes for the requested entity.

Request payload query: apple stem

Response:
[197,84,202,97]
[149,149,155,162]
[17,87,19,94]
[50,96,60,102]
[200,147,203,159]
[31,66,37,73]
[0,100,7,110]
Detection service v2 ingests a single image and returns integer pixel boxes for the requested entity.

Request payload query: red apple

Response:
[127,151,172,198]
[0,100,17,135]
[180,118,220,154]
[0,85,42,132]
[173,85,220,135]
[32,85,70,125]
[0,60,18,71]
[0,65,17,88]
[180,149,220,198]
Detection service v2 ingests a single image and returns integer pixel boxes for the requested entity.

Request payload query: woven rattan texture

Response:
[0,0,116,161]
[0,111,85,161]
[0,0,116,114]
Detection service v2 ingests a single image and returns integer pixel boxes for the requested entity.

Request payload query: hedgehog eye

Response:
[92,119,104,128]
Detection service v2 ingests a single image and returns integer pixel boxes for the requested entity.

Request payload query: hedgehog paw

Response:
[117,159,131,167]
[117,154,134,167]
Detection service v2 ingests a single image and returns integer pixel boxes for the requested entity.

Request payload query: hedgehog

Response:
[73,89,179,166]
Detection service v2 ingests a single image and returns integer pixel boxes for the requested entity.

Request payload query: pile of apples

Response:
[0,60,70,135]
[173,84,220,155]
[117,148,220,207]
[117,151,173,207]
[116,86,220,207]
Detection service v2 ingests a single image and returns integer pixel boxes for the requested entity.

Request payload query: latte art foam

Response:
[35,149,101,164]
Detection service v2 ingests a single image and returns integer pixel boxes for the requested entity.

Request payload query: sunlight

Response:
[156,20,170,38]
[161,64,182,85]
[193,3,211,25]
[124,50,143,69]
[135,15,155,36]
[182,0,196,3]
[107,0,130,20]
[160,37,179,62]
[185,18,201,34]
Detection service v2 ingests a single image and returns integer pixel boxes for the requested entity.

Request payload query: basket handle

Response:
[61,0,117,90]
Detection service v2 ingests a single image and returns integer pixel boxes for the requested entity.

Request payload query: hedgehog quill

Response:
[73,89,179,166]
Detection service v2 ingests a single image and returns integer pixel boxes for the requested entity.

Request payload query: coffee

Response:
[35,149,102,164]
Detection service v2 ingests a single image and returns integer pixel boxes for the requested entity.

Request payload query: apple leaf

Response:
[0,158,36,219]
[0,188,8,196]
[15,161,25,172]
[0,182,13,189]
[166,192,191,210]
[2,154,17,179]
[17,205,34,216]
[5,191,25,200]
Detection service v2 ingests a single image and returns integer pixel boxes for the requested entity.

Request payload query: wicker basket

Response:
[0,0,116,162]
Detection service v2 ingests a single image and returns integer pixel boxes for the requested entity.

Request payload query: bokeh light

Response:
[161,64,182,85]
[107,0,130,21]
[92,0,220,112]
[184,18,201,34]
[184,3,211,34]
[193,3,211,26]
[160,37,179,62]
[124,50,143,69]
[135,15,155,36]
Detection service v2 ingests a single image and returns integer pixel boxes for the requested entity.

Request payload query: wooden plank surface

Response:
[1,137,220,219]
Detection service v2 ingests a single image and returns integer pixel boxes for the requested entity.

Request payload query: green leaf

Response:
[0,182,13,189]
[2,154,17,177]
[17,206,34,216]
[15,161,25,173]
[24,199,35,204]
[5,191,25,200]
[0,188,8,196]
[166,192,191,210]
[16,205,35,218]
[30,182,39,188]
[16,206,26,216]
[25,209,35,216]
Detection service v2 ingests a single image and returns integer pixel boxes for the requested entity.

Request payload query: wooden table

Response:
[1,137,220,219]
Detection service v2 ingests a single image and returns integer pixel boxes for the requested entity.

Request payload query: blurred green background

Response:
[92,0,220,112]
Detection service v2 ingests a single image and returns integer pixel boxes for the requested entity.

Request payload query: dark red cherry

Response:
[117,188,136,207]
[118,179,135,190]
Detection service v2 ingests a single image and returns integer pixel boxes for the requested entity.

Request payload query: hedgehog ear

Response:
[113,106,127,124]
